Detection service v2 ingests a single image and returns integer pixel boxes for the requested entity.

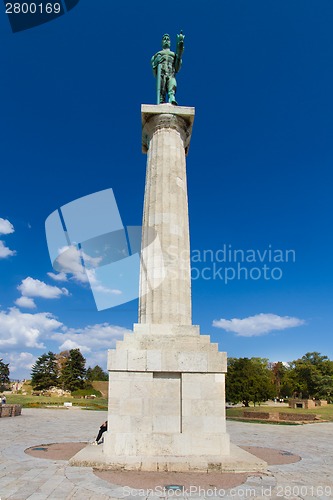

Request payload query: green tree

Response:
[60,349,86,391]
[313,374,333,402]
[290,352,333,399]
[271,361,286,399]
[31,352,59,390]
[86,365,108,382]
[301,352,332,372]
[226,357,274,406]
[0,358,10,390]
[279,367,295,398]
[251,357,275,404]
[269,362,295,398]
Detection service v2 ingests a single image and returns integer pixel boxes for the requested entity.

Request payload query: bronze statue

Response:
[151,32,185,105]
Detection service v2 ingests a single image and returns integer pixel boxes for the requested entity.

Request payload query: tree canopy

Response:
[30,349,91,392]
[290,352,333,400]
[60,349,87,391]
[226,351,333,405]
[226,357,274,406]
[31,352,59,390]
[86,365,108,382]
[0,358,10,390]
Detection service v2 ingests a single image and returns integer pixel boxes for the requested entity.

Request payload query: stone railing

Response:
[0,404,22,417]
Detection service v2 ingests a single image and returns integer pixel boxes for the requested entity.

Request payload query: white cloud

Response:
[54,246,86,280]
[15,296,36,309]
[17,277,69,299]
[82,251,102,268]
[51,323,131,368]
[0,313,131,376]
[212,313,305,337]
[0,307,63,349]
[59,339,91,353]
[0,240,16,259]
[47,272,68,282]
[55,246,102,284]
[86,269,122,295]
[0,218,14,235]
[54,323,129,350]
[53,248,122,297]
[6,352,36,374]
[84,349,110,371]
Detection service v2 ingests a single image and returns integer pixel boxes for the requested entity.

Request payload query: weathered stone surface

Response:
[108,330,227,373]
[0,404,22,417]
[242,411,319,422]
[105,334,230,463]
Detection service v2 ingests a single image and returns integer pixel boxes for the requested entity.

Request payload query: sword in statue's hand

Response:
[157,60,162,104]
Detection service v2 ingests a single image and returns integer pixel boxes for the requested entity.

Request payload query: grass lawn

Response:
[226,404,333,422]
[6,394,108,411]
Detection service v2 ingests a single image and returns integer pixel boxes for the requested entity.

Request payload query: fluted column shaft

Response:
[139,104,195,325]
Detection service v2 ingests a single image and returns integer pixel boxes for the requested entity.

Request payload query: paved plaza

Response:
[0,408,332,499]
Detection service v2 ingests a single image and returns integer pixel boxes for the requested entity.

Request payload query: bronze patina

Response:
[151,32,185,105]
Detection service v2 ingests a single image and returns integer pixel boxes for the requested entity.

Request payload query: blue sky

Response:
[1,0,333,379]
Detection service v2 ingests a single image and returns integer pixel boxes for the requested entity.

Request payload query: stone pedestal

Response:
[103,324,230,469]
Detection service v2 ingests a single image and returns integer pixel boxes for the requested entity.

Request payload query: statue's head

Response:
[162,34,171,49]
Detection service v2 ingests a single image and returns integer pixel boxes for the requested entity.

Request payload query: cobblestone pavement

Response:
[0,409,332,499]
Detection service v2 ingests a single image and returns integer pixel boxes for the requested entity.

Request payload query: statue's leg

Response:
[160,74,167,103]
[168,76,177,105]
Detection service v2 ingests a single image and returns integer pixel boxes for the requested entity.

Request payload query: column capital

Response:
[141,104,195,155]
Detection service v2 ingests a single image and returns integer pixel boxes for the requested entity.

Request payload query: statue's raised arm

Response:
[151,31,185,106]
[174,31,185,73]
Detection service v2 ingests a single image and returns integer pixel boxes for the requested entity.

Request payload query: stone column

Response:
[139,104,195,325]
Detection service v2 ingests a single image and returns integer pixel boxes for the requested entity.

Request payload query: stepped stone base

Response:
[103,324,231,466]
[70,443,267,473]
